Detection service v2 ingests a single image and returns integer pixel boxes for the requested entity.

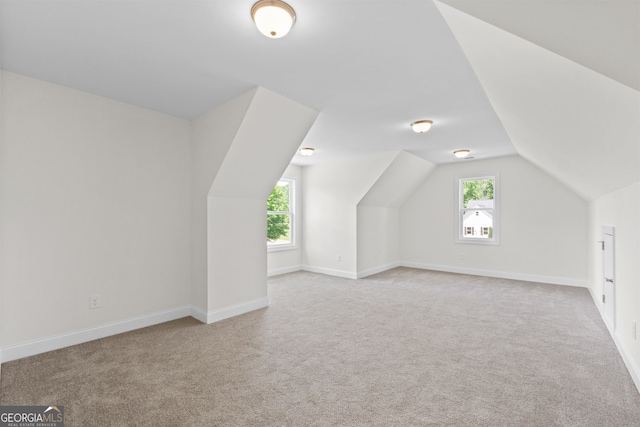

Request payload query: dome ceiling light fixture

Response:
[410,120,433,133]
[453,149,471,159]
[251,0,296,39]
[299,147,315,157]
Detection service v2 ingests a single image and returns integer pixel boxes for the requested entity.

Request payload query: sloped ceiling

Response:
[440,0,639,91]
[208,87,318,199]
[358,151,436,208]
[437,0,640,201]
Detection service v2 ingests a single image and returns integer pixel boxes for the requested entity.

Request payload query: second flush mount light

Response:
[411,120,433,133]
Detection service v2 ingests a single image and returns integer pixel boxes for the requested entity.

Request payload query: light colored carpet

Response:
[1,268,639,426]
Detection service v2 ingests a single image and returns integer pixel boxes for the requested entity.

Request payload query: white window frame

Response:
[267,178,296,252]
[455,173,500,245]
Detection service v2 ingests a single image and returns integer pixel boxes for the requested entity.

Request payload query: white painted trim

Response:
[1,299,272,362]
[1,306,192,363]
[301,265,358,280]
[267,265,302,277]
[614,330,640,394]
[588,286,640,394]
[357,262,402,279]
[189,305,209,324]
[267,243,298,252]
[455,172,500,246]
[203,297,269,324]
[401,261,588,288]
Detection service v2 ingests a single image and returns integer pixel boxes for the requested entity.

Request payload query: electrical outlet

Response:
[336,254,342,262]
[633,320,637,340]
[90,295,101,309]
[458,253,464,261]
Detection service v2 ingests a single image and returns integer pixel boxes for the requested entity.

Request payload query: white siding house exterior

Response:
[463,200,494,238]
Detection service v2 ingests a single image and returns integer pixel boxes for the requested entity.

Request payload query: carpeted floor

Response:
[1,268,639,426]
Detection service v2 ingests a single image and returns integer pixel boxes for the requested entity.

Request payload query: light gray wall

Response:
[588,182,640,379]
[356,206,400,275]
[302,152,397,277]
[357,151,436,276]
[0,69,3,374]
[400,155,588,285]
[1,71,192,346]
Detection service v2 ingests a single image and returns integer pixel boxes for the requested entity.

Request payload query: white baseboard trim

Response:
[614,330,640,394]
[1,306,192,363]
[301,265,358,280]
[401,262,588,288]
[267,265,302,277]
[189,305,209,324]
[587,286,640,394]
[357,262,402,279]
[1,298,272,363]
[200,297,269,324]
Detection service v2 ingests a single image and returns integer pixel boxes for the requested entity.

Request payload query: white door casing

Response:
[602,225,615,334]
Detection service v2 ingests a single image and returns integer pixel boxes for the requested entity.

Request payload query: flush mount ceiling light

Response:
[251,0,296,39]
[453,149,471,159]
[411,120,433,133]
[299,147,315,157]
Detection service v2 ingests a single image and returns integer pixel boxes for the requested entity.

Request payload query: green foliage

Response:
[267,183,291,242]
[463,179,494,208]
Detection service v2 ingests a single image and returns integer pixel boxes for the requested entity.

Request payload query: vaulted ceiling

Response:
[438,0,639,200]
[1,0,638,200]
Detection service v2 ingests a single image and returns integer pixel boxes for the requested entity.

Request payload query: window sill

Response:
[455,238,500,246]
[267,244,298,253]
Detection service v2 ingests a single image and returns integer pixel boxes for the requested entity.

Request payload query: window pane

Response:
[462,178,494,208]
[267,213,291,245]
[461,209,493,239]
[267,181,290,212]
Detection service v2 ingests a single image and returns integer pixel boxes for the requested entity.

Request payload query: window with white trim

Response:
[456,174,499,245]
[267,179,295,250]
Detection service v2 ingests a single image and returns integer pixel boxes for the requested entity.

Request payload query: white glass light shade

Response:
[300,147,314,157]
[251,0,296,39]
[453,149,470,158]
[411,120,433,133]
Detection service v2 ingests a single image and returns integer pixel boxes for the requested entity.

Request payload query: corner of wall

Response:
[197,87,318,313]
[0,67,3,377]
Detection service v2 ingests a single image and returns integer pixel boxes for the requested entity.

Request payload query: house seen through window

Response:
[267,179,295,249]
[457,174,499,244]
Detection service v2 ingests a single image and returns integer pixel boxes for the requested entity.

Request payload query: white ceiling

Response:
[0,0,516,166]
[1,0,637,198]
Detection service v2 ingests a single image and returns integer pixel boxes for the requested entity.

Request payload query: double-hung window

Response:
[456,174,499,245]
[267,179,295,250]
